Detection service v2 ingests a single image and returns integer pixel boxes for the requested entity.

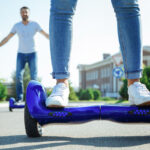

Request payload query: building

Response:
[77,46,150,98]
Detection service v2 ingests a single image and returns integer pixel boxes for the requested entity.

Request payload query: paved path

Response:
[0,102,150,150]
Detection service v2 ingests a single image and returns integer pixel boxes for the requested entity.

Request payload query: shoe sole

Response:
[47,105,65,108]
[137,101,150,106]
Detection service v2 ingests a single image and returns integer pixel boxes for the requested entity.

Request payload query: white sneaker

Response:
[46,83,69,107]
[128,82,150,106]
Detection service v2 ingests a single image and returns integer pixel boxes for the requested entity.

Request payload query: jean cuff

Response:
[51,72,70,79]
[126,70,142,79]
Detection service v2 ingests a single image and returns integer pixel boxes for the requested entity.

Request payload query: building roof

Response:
[78,46,150,71]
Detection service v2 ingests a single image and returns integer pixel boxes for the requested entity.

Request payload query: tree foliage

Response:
[0,81,7,101]
[68,81,78,100]
[140,66,150,90]
[11,64,41,100]
[119,79,128,100]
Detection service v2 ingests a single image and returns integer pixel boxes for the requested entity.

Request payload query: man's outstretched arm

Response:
[39,30,49,40]
[0,33,15,47]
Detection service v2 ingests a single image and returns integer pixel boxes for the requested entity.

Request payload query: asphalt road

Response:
[1,102,150,150]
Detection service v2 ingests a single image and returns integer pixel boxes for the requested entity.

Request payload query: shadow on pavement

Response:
[0,135,150,149]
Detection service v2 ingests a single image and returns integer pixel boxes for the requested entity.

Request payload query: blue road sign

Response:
[112,67,124,78]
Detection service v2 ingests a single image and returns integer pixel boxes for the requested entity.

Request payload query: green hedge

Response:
[77,88,101,100]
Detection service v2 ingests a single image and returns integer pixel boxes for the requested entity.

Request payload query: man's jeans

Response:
[16,52,37,101]
[50,0,142,79]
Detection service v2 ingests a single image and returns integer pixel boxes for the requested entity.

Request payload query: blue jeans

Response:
[50,0,142,79]
[16,52,37,101]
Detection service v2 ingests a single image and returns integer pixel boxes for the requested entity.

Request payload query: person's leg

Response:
[50,0,78,85]
[111,0,142,81]
[16,53,26,101]
[111,0,150,105]
[28,52,37,80]
[46,0,78,107]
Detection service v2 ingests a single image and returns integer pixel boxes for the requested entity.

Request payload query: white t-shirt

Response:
[10,21,42,53]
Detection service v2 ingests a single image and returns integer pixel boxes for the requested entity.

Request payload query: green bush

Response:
[0,82,7,101]
[79,90,87,100]
[93,89,101,100]
[79,88,94,100]
[77,88,101,100]
[76,89,84,100]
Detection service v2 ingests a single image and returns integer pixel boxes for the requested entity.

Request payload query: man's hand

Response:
[0,33,14,47]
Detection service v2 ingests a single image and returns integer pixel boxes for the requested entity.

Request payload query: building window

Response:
[86,71,98,81]
[101,67,110,78]
[101,83,110,92]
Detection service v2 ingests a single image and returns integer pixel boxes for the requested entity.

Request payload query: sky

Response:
[0,0,150,88]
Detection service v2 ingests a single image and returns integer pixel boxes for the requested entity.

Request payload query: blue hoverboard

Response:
[9,97,25,112]
[25,80,150,137]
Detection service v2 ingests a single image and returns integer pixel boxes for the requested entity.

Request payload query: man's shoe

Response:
[128,82,150,106]
[15,100,24,105]
[46,83,69,107]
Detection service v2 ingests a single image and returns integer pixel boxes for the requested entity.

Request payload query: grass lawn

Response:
[70,98,129,104]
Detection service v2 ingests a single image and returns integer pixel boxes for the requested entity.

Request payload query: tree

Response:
[140,66,150,90]
[11,72,17,99]
[11,63,41,100]
[69,81,78,100]
[23,64,32,100]
[0,81,7,101]
[119,79,128,100]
